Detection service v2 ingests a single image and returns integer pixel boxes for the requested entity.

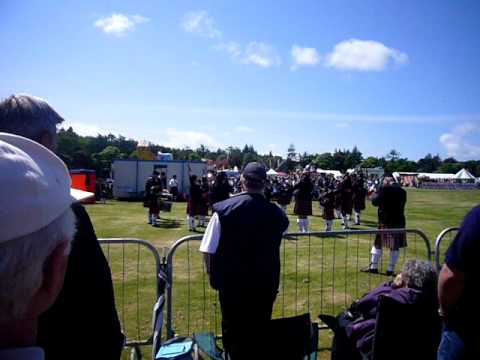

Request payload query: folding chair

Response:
[370,295,441,360]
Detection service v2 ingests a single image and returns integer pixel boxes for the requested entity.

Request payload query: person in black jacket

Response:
[210,172,233,205]
[352,174,367,225]
[0,94,124,360]
[145,171,162,226]
[200,163,289,359]
[187,175,203,231]
[293,173,314,232]
[364,177,407,276]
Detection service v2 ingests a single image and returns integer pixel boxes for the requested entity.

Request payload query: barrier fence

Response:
[165,229,432,342]
[99,238,166,360]
[434,228,459,272]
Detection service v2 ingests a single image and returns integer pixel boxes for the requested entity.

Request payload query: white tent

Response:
[418,173,455,180]
[266,169,278,176]
[316,168,343,179]
[455,168,475,180]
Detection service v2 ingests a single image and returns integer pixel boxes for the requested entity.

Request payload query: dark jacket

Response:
[293,179,313,201]
[371,184,407,228]
[211,181,233,205]
[38,202,124,360]
[210,193,289,293]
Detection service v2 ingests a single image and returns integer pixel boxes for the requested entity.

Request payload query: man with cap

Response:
[0,133,79,359]
[200,162,289,359]
[0,95,124,360]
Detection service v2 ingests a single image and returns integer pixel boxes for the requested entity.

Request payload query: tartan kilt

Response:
[322,207,335,221]
[187,200,206,216]
[148,201,160,215]
[294,199,312,216]
[374,224,407,250]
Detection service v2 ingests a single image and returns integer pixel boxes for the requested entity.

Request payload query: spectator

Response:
[200,163,289,359]
[364,177,407,276]
[0,133,77,359]
[168,174,179,201]
[324,260,439,360]
[438,206,480,359]
[0,94,124,360]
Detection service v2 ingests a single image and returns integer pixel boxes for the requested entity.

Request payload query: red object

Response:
[70,169,96,204]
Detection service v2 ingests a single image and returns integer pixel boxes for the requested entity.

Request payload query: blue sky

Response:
[1,0,480,160]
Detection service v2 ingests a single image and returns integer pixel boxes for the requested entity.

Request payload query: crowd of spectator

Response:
[0,94,476,360]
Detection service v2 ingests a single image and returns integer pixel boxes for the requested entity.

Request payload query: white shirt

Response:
[168,178,179,187]
[199,213,221,254]
[0,348,44,360]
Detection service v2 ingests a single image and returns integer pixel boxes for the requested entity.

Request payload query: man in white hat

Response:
[0,133,78,358]
[0,95,124,360]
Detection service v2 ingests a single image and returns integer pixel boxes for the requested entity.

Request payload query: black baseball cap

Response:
[242,162,267,181]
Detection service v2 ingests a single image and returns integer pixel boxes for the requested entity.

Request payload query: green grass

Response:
[86,189,480,359]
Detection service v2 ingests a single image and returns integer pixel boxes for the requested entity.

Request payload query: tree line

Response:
[57,127,480,178]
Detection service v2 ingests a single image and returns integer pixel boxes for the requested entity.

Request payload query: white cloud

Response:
[234,126,255,133]
[242,42,281,68]
[439,123,480,160]
[182,10,222,39]
[325,39,408,71]
[215,41,242,58]
[60,121,116,136]
[162,128,222,149]
[94,13,149,36]
[291,45,320,70]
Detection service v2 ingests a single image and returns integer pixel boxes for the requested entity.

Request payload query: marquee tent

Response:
[455,168,475,180]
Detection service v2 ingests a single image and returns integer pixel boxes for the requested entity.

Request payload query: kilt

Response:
[353,198,366,212]
[294,199,312,216]
[148,199,160,215]
[323,207,335,221]
[341,199,353,216]
[187,199,207,216]
[374,224,407,250]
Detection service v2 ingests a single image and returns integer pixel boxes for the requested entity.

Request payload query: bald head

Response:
[0,94,64,150]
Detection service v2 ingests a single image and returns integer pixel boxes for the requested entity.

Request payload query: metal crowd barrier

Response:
[434,228,459,272]
[164,229,432,342]
[99,238,166,360]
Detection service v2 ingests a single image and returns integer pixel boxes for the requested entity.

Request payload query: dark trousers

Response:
[219,289,276,360]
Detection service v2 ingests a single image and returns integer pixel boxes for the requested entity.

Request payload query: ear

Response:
[25,242,70,319]
[39,132,57,152]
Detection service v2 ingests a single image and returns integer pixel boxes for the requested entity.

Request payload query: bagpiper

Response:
[145,170,162,226]
[293,172,314,232]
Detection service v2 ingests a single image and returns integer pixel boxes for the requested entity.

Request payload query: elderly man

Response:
[0,133,79,358]
[0,95,124,359]
[438,206,480,359]
[200,163,289,359]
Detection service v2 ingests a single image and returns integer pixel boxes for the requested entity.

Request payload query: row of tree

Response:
[57,127,480,177]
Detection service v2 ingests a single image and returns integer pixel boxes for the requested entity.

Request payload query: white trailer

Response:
[112,159,207,199]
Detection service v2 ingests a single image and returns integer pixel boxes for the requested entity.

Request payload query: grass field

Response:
[86,189,480,359]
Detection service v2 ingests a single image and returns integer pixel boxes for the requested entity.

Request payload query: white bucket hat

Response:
[0,132,88,243]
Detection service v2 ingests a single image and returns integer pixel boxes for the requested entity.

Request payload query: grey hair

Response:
[0,94,64,143]
[400,260,437,292]
[0,208,76,322]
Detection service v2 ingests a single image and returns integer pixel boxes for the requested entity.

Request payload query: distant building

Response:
[112,159,207,199]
